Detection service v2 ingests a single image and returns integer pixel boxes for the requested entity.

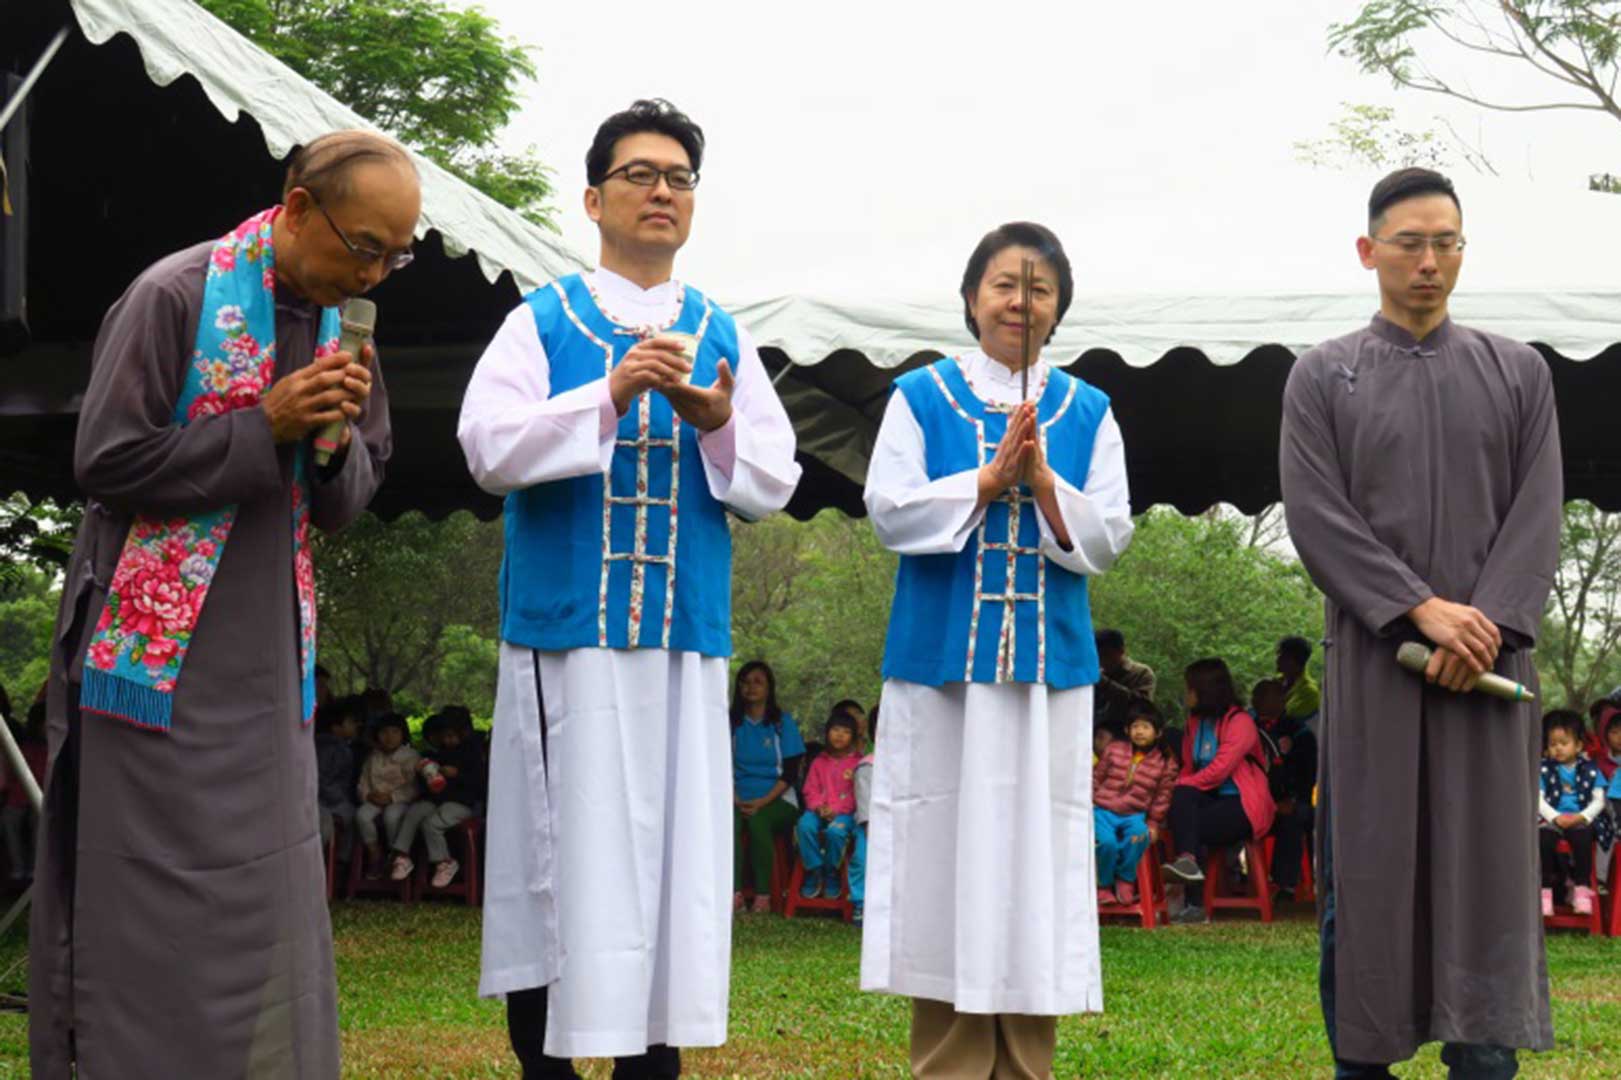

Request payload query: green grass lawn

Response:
[0,900,1612,1078]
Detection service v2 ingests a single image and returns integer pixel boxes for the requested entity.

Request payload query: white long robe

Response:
[859,349,1133,1016]
[458,268,801,1057]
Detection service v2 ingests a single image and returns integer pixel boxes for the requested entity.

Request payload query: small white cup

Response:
[657,332,699,384]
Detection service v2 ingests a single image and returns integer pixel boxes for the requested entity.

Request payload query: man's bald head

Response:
[282,130,418,204]
[274,130,421,307]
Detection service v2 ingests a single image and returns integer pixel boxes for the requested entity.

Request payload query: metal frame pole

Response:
[0,25,71,137]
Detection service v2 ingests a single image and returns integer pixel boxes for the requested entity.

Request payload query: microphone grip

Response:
[313,300,376,467]
[1394,641,1534,702]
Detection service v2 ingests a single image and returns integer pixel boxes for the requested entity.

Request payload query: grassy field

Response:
[0,900,1612,1078]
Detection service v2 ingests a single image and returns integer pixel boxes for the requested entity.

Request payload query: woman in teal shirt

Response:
[731,661,804,913]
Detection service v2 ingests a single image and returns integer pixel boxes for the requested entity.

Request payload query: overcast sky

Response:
[478,0,1619,300]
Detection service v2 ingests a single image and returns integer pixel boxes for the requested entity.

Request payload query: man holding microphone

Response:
[30,130,418,1078]
[1281,167,1561,1079]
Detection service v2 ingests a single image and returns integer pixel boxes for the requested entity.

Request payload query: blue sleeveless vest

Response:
[881,358,1109,689]
[499,274,736,657]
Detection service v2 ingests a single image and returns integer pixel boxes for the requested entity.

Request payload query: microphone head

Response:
[340,297,377,334]
[1395,641,1432,673]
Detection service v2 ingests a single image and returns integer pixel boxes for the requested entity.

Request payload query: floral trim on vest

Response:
[80,207,339,731]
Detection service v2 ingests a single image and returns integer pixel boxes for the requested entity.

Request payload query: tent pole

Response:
[0,25,72,138]
[770,362,795,387]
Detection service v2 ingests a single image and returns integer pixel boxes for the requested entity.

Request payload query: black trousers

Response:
[1538,825,1594,889]
[1168,786,1252,859]
[1270,799,1315,889]
[507,987,681,1079]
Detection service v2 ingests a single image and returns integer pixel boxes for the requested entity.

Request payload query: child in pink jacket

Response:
[796,711,861,899]
[1093,701,1179,906]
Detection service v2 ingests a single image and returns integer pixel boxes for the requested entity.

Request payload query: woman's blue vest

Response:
[499,274,736,657]
[881,358,1109,689]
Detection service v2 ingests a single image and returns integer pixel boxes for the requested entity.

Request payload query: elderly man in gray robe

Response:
[1281,167,1561,1079]
[30,131,419,1078]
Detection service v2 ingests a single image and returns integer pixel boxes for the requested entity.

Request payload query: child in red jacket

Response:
[1092,701,1179,906]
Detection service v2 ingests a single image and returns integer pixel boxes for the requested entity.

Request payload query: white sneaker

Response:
[390,854,414,881]
[431,859,460,889]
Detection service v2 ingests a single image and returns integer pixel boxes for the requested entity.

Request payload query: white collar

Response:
[960,348,1049,405]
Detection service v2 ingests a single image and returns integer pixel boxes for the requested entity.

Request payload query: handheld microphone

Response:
[313,297,376,467]
[1395,641,1534,702]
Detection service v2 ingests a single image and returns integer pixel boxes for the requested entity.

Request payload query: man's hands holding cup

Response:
[608,334,733,432]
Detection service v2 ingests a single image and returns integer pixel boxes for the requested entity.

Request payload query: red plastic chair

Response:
[1203,839,1274,923]
[784,849,854,923]
[1607,851,1621,939]
[1544,838,1602,936]
[413,816,484,906]
[1097,843,1169,929]
[346,828,415,903]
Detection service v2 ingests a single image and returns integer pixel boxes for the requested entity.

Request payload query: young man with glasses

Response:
[1281,168,1561,1078]
[459,99,800,1079]
[28,129,418,1077]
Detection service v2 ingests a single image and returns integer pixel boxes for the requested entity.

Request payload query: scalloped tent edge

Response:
[67,0,591,292]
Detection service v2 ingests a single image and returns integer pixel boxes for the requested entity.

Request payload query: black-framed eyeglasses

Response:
[1371,232,1467,257]
[601,161,700,191]
[308,191,415,271]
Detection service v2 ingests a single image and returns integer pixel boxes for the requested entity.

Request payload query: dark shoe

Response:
[800,870,822,898]
[1272,884,1296,903]
[1163,854,1205,884]
[1171,903,1208,925]
[822,877,842,900]
[852,902,864,926]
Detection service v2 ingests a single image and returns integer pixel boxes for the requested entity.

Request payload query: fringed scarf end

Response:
[81,669,174,732]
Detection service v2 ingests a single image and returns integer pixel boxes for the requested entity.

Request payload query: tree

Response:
[312,510,503,710]
[1326,3,1621,186]
[729,511,897,740]
[1538,501,1621,708]
[1294,101,1498,174]
[0,567,55,713]
[1089,509,1326,722]
[0,493,78,594]
[1330,1,1621,120]
[197,0,556,227]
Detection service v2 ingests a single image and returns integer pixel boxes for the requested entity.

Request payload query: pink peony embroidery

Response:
[141,636,180,667]
[88,639,118,671]
[187,393,229,421]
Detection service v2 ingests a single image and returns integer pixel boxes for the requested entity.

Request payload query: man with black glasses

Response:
[30,129,416,1077]
[460,99,800,1078]
[1282,167,1561,1079]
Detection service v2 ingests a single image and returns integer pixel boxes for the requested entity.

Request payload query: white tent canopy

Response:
[64,0,1618,370]
[716,168,1621,368]
[68,0,591,292]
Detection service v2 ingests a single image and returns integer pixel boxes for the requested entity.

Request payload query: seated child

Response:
[354,713,420,879]
[796,711,861,900]
[390,712,488,885]
[314,697,363,862]
[1538,710,1611,916]
[1092,700,1179,906]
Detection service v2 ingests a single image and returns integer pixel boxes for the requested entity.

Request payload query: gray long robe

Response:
[28,238,390,1079]
[1280,314,1560,1064]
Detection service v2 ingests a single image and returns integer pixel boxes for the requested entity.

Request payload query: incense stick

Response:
[1019,256,1034,402]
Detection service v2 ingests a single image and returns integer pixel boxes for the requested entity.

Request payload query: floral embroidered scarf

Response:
[80,207,339,731]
